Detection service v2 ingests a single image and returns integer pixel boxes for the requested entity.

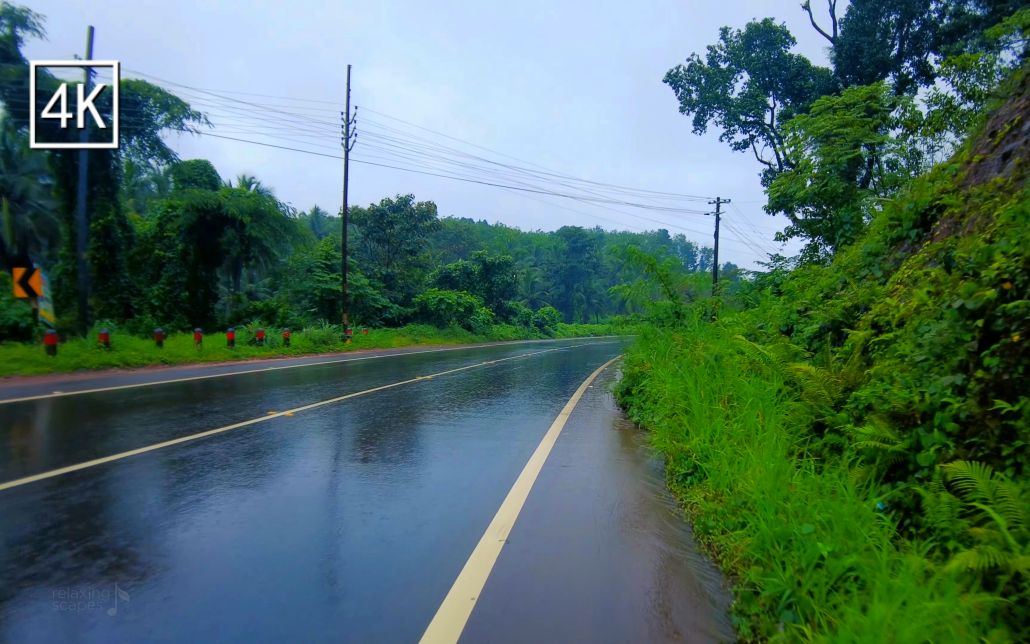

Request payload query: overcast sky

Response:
[25,1,835,269]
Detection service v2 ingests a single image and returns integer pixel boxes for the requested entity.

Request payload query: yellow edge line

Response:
[419,355,621,644]
[0,337,622,406]
[0,345,596,493]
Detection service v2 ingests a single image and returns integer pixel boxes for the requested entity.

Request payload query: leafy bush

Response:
[532,305,562,335]
[413,288,491,332]
[509,301,535,329]
[616,322,1001,641]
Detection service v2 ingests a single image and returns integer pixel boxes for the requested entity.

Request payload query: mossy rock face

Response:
[962,70,1029,191]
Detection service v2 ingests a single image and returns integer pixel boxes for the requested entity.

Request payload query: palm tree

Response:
[0,116,58,269]
[121,159,172,217]
[219,178,296,317]
[231,173,273,197]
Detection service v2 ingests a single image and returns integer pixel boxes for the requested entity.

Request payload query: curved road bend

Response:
[0,338,732,642]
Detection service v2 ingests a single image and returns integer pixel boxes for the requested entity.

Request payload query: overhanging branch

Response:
[801,0,838,44]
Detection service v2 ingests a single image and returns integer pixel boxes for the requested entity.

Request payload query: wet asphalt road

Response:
[0,339,730,642]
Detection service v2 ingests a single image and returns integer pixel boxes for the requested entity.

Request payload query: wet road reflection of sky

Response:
[0,341,623,642]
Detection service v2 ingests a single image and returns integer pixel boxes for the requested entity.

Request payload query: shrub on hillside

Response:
[532,305,562,335]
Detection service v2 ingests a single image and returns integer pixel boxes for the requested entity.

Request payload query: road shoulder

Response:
[458,367,734,643]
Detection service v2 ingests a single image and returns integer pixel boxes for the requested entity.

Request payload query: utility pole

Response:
[708,196,729,296]
[74,25,95,333]
[340,64,357,336]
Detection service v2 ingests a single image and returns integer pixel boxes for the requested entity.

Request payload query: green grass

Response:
[615,318,999,642]
[0,321,619,378]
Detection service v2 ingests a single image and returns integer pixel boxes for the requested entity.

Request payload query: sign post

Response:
[12,265,56,328]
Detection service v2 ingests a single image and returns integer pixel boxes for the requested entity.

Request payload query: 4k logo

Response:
[29,60,120,149]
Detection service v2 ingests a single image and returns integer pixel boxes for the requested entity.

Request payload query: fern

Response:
[848,419,907,454]
[941,461,1027,530]
[945,545,1017,573]
[938,460,1030,578]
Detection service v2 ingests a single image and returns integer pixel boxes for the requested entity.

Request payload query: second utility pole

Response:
[341,64,356,336]
[708,196,729,296]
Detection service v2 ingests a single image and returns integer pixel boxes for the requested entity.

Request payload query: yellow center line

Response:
[0,344,601,493]
[419,355,621,644]
[0,337,622,406]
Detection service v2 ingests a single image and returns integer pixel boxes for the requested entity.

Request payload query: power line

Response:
[176,129,773,250]
[123,69,718,209]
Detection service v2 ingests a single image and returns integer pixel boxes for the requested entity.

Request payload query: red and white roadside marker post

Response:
[43,329,58,356]
[256,328,266,346]
[226,327,236,349]
[193,328,203,348]
[282,328,291,347]
[153,327,165,348]
[98,327,111,349]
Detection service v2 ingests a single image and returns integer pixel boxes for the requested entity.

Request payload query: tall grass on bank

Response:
[615,319,997,642]
[0,321,620,378]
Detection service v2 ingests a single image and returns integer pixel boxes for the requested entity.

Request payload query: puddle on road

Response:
[601,371,735,642]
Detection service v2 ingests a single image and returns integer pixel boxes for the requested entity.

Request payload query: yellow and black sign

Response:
[12,266,42,299]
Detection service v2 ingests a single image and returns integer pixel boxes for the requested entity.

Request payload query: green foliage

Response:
[831,0,940,94]
[117,80,208,165]
[433,250,520,320]
[663,18,835,184]
[531,305,562,335]
[0,270,33,340]
[0,115,58,268]
[351,194,441,306]
[922,9,1030,159]
[669,1,1028,255]
[170,159,222,192]
[413,288,493,333]
[615,322,993,640]
[767,82,924,258]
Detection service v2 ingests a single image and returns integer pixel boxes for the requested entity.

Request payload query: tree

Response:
[351,194,440,305]
[766,83,924,259]
[433,250,520,319]
[0,2,45,132]
[137,189,229,328]
[171,159,222,192]
[532,306,562,335]
[0,116,57,269]
[831,0,940,95]
[218,183,295,317]
[117,79,207,164]
[301,205,336,240]
[277,236,396,327]
[921,9,1030,159]
[414,288,492,332]
[121,159,172,218]
[664,18,835,185]
[552,226,604,322]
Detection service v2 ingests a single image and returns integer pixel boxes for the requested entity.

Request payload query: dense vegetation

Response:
[617,2,1029,640]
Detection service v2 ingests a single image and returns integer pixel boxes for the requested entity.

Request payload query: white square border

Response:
[29,60,120,150]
